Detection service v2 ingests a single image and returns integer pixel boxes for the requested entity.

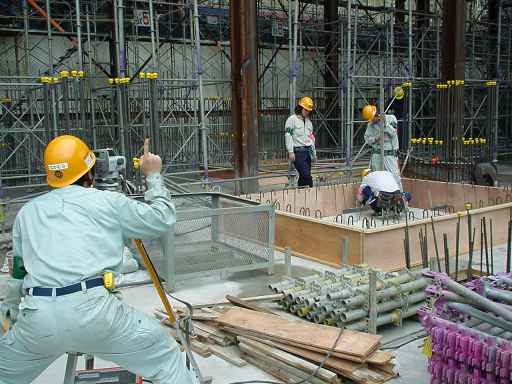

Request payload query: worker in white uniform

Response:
[0,135,197,384]
[285,96,317,188]
[357,169,411,215]
[362,104,402,190]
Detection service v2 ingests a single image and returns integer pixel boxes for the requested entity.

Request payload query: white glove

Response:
[1,278,23,324]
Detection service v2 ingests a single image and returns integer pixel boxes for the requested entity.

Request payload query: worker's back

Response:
[362,171,400,193]
[14,183,174,289]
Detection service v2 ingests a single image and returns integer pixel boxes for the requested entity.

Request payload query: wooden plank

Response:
[222,326,368,363]
[239,342,332,384]
[241,337,395,383]
[208,345,247,367]
[241,353,302,383]
[225,295,275,314]
[192,294,284,309]
[238,335,363,373]
[166,328,212,358]
[193,322,236,345]
[216,308,381,359]
[238,337,340,383]
[366,350,394,366]
[275,213,363,267]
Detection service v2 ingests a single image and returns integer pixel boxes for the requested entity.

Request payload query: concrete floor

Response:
[0,250,431,384]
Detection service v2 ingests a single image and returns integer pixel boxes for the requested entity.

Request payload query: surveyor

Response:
[362,104,402,189]
[285,96,317,188]
[357,169,411,216]
[0,135,197,384]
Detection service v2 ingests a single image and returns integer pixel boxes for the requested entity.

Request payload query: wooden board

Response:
[225,295,275,314]
[275,213,363,267]
[239,338,340,383]
[239,336,394,384]
[239,342,334,384]
[216,308,381,360]
[208,345,247,367]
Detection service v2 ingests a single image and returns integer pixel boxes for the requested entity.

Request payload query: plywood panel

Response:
[216,308,382,359]
[275,213,362,266]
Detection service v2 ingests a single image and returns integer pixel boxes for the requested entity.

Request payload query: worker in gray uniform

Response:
[285,96,317,188]
[0,135,197,384]
[362,104,402,190]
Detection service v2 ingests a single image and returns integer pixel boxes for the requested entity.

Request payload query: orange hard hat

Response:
[44,135,96,188]
[362,105,377,121]
[298,96,314,112]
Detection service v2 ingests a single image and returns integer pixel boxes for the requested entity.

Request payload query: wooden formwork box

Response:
[244,179,512,271]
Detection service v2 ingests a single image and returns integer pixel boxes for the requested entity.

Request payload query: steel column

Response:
[230,0,259,192]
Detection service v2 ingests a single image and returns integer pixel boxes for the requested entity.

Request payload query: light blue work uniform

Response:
[0,174,197,384]
[364,114,402,190]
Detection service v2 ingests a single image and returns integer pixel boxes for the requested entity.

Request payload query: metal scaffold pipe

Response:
[192,0,209,178]
[75,0,83,69]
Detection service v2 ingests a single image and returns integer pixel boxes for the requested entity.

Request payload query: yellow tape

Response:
[422,336,433,359]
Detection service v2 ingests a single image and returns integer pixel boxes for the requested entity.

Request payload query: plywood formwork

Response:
[243,179,512,270]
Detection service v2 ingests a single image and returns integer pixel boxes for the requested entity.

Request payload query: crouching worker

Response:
[357,169,411,216]
[0,135,197,384]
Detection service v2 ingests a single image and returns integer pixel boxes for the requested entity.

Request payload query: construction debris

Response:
[270,266,428,332]
[156,297,398,383]
[419,271,512,384]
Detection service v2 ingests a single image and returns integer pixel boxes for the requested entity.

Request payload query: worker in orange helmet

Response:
[0,135,197,384]
[285,96,317,188]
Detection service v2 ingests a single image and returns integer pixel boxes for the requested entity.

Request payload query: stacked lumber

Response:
[217,308,397,383]
[155,298,398,383]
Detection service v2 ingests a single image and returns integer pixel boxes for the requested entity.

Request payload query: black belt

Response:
[27,277,104,297]
[294,146,311,152]
[372,149,397,156]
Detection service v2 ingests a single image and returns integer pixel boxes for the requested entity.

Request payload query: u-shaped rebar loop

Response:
[370,217,376,228]
[423,209,430,219]
[314,209,322,218]
[362,217,369,229]
[299,207,306,216]
[408,211,415,221]
[448,206,454,214]
[347,215,354,226]
[335,214,343,224]
[286,204,292,212]
[305,207,311,216]
[266,200,271,205]
[274,201,281,210]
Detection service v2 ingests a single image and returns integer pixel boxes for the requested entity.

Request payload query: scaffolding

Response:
[0,0,512,189]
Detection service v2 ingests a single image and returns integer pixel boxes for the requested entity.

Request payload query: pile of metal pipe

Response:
[269,266,428,332]
[419,271,512,384]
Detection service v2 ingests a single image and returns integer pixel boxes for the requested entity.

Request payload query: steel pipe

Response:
[427,272,512,323]
[447,302,512,333]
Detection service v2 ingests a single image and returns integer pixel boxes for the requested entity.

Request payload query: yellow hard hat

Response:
[393,86,405,100]
[361,168,371,177]
[44,135,96,188]
[298,96,314,112]
[362,105,377,121]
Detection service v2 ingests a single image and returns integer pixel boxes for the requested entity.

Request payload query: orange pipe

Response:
[27,0,77,47]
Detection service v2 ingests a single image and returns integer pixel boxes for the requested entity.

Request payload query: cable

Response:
[381,332,427,351]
